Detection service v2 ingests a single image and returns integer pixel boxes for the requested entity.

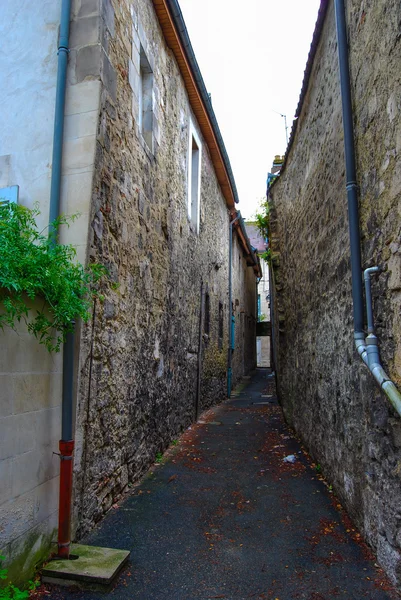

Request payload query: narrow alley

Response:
[40,370,397,600]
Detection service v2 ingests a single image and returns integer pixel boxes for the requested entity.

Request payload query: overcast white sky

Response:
[178,0,321,219]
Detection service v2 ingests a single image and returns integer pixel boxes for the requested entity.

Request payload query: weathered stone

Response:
[71,0,257,542]
[76,44,101,82]
[70,15,100,49]
[270,0,401,588]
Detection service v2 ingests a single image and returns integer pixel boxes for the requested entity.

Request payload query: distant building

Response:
[245,222,270,367]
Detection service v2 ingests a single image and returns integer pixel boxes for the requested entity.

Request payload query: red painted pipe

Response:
[57,439,74,559]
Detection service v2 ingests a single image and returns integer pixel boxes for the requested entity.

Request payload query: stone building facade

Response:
[269,0,401,586]
[0,0,259,584]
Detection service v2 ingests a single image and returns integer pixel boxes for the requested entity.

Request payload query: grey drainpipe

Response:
[335,0,401,416]
[49,0,76,559]
[49,0,72,230]
[228,214,240,397]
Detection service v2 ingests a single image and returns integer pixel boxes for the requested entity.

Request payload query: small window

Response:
[139,46,153,151]
[187,119,202,232]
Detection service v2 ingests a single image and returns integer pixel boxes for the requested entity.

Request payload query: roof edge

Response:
[153,0,239,208]
[270,0,330,186]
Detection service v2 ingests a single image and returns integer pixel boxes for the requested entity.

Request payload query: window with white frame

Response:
[187,120,202,232]
[139,45,153,151]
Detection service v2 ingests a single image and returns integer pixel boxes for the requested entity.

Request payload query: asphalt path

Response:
[45,369,398,600]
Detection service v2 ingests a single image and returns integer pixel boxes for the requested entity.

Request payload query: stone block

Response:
[137,17,149,58]
[101,0,115,37]
[0,458,13,505]
[132,25,140,53]
[33,476,59,526]
[74,243,88,265]
[129,59,140,98]
[132,94,139,123]
[11,450,58,500]
[65,80,101,116]
[0,413,35,460]
[62,135,96,174]
[0,375,14,417]
[101,49,117,101]
[59,212,90,247]
[64,110,98,141]
[76,44,101,83]
[76,0,101,19]
[65,171,94,215]
[0,487,35,546]
[131,41,140,72]
[153,115,161,146]
[388,253,401,291]
[32,407,61,454]
[0,329,62,374]
[377,535,401,586]
[13,373,61,414]
[70,15,100,49]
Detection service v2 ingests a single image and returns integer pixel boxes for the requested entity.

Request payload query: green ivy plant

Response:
[255,198,271,263]
[0,555,38,599]
[0,202,106,352]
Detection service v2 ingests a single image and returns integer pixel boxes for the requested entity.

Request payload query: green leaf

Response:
[0,204,107,352]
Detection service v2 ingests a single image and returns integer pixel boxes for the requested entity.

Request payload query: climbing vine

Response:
[0,202,106,352]
[255,198,271,263]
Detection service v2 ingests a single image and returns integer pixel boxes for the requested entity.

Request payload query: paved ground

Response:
[42,369,399,599]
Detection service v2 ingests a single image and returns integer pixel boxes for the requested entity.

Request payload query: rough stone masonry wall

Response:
[231,233,257,384]
[72,0,256,536]
[270,0,401,586]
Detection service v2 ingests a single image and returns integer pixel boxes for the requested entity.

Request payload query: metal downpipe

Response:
[334,0,364,337]
[335,0,401,417]
[49,0,71,232]
[49,0,74,559]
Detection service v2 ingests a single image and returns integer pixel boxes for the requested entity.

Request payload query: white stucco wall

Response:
[0,0,100,583]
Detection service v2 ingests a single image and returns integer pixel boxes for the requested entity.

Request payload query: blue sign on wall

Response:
[0,185,19,204]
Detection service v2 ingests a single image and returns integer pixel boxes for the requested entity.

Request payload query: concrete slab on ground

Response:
[41,544,129,587]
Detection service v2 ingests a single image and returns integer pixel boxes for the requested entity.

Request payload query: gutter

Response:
[334,0,401,417]
[163,0,239,206]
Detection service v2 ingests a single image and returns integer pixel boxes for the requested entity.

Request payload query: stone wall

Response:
[72,0,256,537]
[270,0,401,585]
[231,232,258,383]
